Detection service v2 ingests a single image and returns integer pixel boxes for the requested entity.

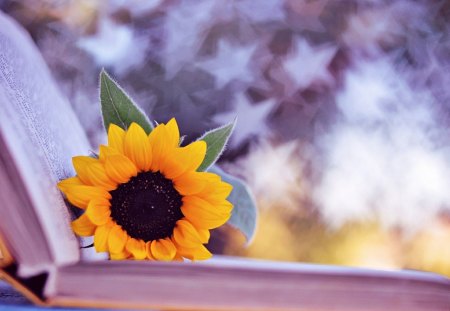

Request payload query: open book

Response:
[0,11,449,311]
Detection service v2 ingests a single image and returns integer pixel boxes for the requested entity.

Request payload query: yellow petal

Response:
[176,243,212,261]
[194,173,224,200]
[108,224,128,254]
[98,145,119,162]
[165,118,180,148]
[161,141,207,179]
[110,249,130,260]
[214,200,234,214]
[214,180,233,197]
[146,241,155,260]
[85,162,117,191]
[200,180,233,204]
[125,238,147,260]
[173,171,210,195]
[94,222,113,252]
[181,196,231,229]
[179,140,207,171]
[104,154,138,184]
[108,124,126,154]
[173,219,203,248]
[151,238,176,261]
[72,156,97,185]
[124,122,152,171]
[57,177,84,193]
[196,227,210,244]
[148,124,169,172]
[85,198,111,226]
[71,214,96,237]
[206,172,222,182]
[64,185,111,209]
[185,195,233,214]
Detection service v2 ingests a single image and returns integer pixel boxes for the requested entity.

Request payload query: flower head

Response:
[58,119,233,261]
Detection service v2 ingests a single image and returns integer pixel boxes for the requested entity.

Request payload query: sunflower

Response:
[58,119,233,261]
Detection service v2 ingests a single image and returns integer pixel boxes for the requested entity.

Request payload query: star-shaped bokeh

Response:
[77,17,147,75]
[196,40,258,89]
[163,0,217,78]
[214,93,275,147]
[270,38,336,96]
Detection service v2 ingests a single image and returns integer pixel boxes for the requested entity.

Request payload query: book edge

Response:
[49,296,287,311]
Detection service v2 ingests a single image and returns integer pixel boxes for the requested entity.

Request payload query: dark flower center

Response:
[110,171,183,241]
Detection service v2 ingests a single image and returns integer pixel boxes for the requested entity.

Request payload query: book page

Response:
[51,259,450,310]
[0,12,90,276]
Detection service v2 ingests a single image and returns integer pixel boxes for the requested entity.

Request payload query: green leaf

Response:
[99,69,153,134]
[209,166,257,243]
[197,119,236,171]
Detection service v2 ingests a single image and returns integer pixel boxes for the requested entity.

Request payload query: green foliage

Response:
[99,70,153,134]
[197,119,236,171]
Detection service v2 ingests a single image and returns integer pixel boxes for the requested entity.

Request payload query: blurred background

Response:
[1,0,449,276]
